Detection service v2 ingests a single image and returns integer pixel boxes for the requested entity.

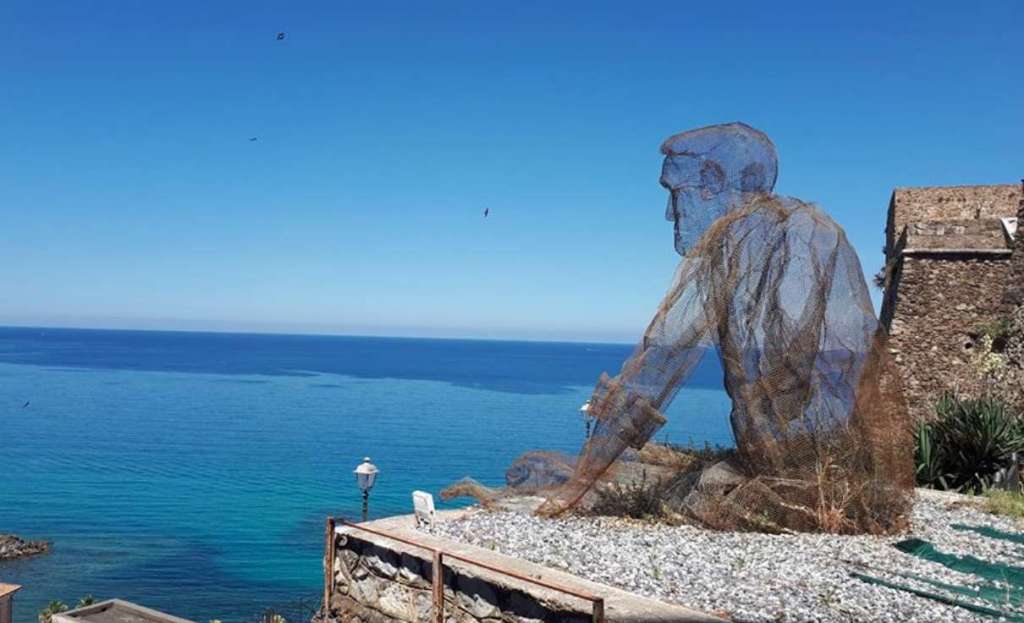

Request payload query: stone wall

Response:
[882,254,1012,421]
[1002,185,1024,308]
[901,219,1009,252]
[880,183,1021,421]
[328,536,593,623]
[886,185,1021,253]
[321,516,718,623]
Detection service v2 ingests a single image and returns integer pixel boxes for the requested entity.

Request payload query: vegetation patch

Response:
[915,392,1023,493]
[984,489,1024,520]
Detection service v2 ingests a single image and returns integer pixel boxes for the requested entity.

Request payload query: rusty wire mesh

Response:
[456,123,914,534]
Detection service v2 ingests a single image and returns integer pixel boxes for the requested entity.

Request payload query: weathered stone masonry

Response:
[321,516,720,623]
[328,535,592,623]
[879,184,1022,421]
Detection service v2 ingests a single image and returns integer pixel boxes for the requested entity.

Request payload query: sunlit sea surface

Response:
[0,327,731,623]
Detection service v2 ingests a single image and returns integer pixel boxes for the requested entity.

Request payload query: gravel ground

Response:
[430,491,1024,623]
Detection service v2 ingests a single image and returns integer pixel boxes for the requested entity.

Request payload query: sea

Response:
[0,327,732,623]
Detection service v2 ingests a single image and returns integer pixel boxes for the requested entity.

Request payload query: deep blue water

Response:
[0,327,732,623]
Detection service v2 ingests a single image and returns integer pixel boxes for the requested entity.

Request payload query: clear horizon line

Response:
[0,321,638,346]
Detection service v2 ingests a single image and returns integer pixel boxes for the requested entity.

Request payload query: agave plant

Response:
[914,420,952,490]
[76,596,96,609]
[919,393,1024,493]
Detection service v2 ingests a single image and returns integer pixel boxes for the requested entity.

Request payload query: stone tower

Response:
[879,184,1022,421]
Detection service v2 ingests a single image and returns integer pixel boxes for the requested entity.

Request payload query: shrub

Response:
[915,393,1024,493]
[591,470,668,519]
[974,318,1013,351]
[663,440,736,466]
[38,601,68,623]
[915,419,952,490]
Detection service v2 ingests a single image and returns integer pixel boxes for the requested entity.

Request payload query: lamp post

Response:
[580,401,592,440]
[354,457,379,522]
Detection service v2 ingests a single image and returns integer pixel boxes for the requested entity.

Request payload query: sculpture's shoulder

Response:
[739,195,850,245]
[706,195,855,268]
[779,195,847,236]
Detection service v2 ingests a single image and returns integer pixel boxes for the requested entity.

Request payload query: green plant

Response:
[76,596,95,609]
[915,393,1024,493]
[975,318,1013,347]
[663,439,736,465]
[591,470,668,519]
[984,489,1024,520]
[39,601,68,623]
[915,420,952,489]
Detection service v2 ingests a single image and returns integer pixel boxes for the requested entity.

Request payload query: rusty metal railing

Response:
[324,517,605,623]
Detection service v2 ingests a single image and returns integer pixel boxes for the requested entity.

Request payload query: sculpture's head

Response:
[660,122,778,255]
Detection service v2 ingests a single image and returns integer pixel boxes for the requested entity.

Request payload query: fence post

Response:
[432,550,444,623]
[324,517,336,615]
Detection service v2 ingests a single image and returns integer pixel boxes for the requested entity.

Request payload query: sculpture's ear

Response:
[700,160,727,195]
[740,162,768,192]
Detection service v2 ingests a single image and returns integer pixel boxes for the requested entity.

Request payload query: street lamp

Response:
[354,457,379,522]
[580,401,592,439]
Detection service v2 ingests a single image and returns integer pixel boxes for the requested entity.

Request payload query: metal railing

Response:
[324,517,605,623]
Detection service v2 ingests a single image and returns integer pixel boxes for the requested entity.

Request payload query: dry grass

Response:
[590,470,670,520]
[984,489,1024,520]
[815,457,857,533]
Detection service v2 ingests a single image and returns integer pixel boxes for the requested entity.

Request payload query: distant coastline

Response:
[0,323,637,347]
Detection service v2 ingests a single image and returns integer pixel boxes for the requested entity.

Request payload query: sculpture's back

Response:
[543,123,914,533]
[690,194,913,532]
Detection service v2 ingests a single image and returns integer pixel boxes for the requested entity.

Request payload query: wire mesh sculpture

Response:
[532,122,913,533]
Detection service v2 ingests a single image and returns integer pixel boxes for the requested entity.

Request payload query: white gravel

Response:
[430,491,1024,622]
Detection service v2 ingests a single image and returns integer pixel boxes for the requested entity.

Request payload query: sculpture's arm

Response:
[539,255,715,514]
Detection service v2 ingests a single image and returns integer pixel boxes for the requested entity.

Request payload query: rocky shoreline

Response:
[431,490,1024,623]
[0,534,51,561]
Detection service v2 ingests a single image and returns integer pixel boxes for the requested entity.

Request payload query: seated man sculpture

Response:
[540,123,913,533]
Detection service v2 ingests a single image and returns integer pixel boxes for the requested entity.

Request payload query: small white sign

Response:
[412,490,436,529]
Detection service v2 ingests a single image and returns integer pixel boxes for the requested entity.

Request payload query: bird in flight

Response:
[22,401,29,408]
[483,208,490,218]
[248,137,258,142]
[276,32,286,41]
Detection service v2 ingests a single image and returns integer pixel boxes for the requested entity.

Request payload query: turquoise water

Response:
[0,328,731,623]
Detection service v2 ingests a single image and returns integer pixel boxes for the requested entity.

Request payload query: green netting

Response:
[887,567,1023,608]
[895,538,1024,586]
[851,572,1021,621]
[852,537,1024,619]
[954,523,1024,547]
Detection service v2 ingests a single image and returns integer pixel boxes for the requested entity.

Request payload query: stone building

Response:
[879,183,1023,420]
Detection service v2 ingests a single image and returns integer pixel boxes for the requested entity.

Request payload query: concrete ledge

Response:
[333,513,722,623]
[52,599,194,623]
[900,247,1012,256]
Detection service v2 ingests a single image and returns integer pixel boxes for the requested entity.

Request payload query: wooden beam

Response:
[432,550,444,623]
[323,517,336,616]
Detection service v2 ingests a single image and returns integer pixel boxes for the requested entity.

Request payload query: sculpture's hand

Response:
[538,374,666,516]
[539,254,713,516]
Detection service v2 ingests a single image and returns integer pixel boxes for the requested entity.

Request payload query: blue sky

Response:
[1,1,1021,342]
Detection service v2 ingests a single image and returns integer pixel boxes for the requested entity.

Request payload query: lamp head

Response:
[354,457,379,492]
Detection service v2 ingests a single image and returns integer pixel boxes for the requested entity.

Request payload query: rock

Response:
[0,534,50,561]
[504,451,574,492]
[693,460,745,490]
